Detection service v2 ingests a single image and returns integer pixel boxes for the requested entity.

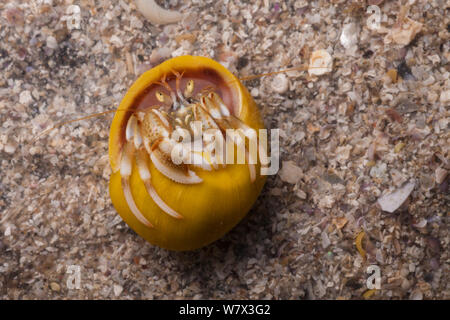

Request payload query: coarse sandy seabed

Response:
[0,0,448,300]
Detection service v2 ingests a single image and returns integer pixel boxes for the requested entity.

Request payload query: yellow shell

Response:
[108,56,266,251]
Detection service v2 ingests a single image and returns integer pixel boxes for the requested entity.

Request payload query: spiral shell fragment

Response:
[134,0,183,25]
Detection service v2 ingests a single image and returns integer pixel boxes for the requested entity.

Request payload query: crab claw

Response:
[150,149,203,184]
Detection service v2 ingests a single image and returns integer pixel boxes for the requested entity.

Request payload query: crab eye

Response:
[184,80,194,98]
[156,91,165,102]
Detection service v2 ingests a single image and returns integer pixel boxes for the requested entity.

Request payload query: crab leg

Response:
[201,94,257,182]
[120,140,154,228]
[172,70,189,105]
[150,150,203,184]
[207,92,231,117]
[189,104,225,170]
[122,114,185,226]
[135,148,183,219]
[133,115,184,219]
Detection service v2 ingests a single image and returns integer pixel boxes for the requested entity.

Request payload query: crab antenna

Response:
[238,65,309,82]
[33,64,316,143]
[32,108,131,142]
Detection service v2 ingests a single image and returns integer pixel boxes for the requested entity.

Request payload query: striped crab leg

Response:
[120,115,154,227]
[200,93,257,182]
[209,92,264,178]
[121,114,183,225]
[135,148,183,219]
[132,115,184,219]
[171,69,189,105]
[191,103,228,170]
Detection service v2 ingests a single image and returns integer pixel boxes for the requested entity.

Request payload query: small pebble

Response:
[46,36,58,49]
[296,189,307,199]
[394,142,405,153]
[271,74,289,94]
[440,90,450,103]
[50,282,61,292]
[19,90,33,105]
[410,290,423,300]
[4,142,16,154]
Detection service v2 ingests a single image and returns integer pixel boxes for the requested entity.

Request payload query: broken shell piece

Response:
[308,49,333,76]
[384,17,423,46]
[435,167,447,185]
[340,23,359,53]
[135,0,183,25]
[440,90,450,104]
[377,180,415,213]
[279,161,303,184]
[321,231,331,249]
[412,218,427,229]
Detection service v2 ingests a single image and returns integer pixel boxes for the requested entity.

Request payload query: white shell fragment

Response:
[19,90,33,105]
[377,180,415,213]
[272,74,289,94]
[114,284,123,297]
[135,0,183,25]
[308,49,333,76]
[321,231,331,249]
[64,5,81,30]
[412,218,427,229]
[46,36,58,49]
[340,23,359,53]
[384,17,423,46]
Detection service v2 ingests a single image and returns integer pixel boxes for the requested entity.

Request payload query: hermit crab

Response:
[109,56,268,251]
